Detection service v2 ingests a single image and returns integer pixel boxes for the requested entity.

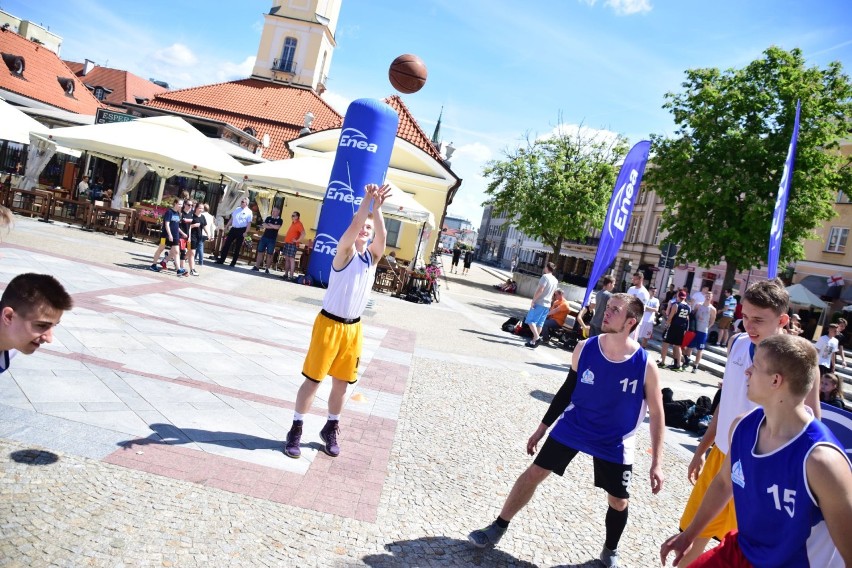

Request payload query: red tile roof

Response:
[144,78,343,160]
[0,30,102,114]
[64,61,168,108]
[384,95,443,162]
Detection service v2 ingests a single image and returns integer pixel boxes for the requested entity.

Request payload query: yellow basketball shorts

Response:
[679,445,738,540]
[301,311,362,383]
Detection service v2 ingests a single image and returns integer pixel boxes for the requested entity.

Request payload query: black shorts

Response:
[534,436,632,499]
[164,239,177,248]
[190,237,201,251]
[663,325,687,345]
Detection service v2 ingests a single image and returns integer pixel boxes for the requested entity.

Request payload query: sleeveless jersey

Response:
[671,301,691,329]
[549,336,648,464]
[730,407,850,567]
[694,304,712,333]
[715,333,757,454]
[322,250,375,320]
[0,349,15,374]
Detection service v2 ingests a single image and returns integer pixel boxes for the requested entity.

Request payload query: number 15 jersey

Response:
[549,336,648,465]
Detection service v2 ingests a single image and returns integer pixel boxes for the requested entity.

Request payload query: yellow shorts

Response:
[301,312,363,383]
[679,445,738,540]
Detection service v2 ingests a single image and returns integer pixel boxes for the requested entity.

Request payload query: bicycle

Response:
[427,252,443,303]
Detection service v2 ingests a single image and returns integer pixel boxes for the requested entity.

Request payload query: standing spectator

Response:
[188,202,206,276]
[787,313,804,335]
[627,271,650,340]
[216,197,253,267]
[76,175,89,200]
[834,318,847,368]
[1,274,73,374]
[815,323,840,376]
[176,200,194,277]
[638,286,660,349]
[690,285,709,308]
[462,248,474,276]
[450,244,462,274]
[658,289,691,371]
[283,184,391,459]
[578,276,615,338]
[684,293,716,373]
[149,198,184,272]
[281,211,305,281]
[539,289,571,344]
[196,203,215,268]
[715,288,737,346]
[252,206,283,274]
[523,262,558,348]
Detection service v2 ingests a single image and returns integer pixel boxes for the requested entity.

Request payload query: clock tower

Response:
[251,0,342,94]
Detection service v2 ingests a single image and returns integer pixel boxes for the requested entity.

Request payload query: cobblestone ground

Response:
[0,217,713,567]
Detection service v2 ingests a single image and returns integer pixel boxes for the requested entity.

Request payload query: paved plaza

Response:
[0,217,721,567]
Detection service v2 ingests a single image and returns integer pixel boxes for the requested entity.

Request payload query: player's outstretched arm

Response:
[644,361,665,494]
[807,445,852,564]
[367,184,391,264]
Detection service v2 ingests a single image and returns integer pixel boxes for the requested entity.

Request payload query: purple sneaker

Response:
[319,420,340,457]
[283,420,303,459]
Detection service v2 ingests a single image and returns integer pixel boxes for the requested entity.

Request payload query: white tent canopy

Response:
[786,283,828,309]
[0,98,80,156]
[231,157,435,227]
[29,115,245,183]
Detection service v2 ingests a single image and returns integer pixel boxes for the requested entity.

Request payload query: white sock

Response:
[328,413,340,421]
[293,412,304,422]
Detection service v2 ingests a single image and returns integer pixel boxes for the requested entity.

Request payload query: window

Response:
[825,227,849,253]
[278,37,297,73]
[838,190,851,204]
[628,217,643,243]
[385,218,401,247]
[652,216,662,245]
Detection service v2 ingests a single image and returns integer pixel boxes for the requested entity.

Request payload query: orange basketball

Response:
[389,54,427,94]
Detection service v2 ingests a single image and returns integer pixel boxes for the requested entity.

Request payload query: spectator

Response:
[188,202,206,276]
[523,262,558,348]
[578,276,615,338]
[281,211,305,281]
[76,175,89,200]
[815,323,840,376]
[834,318,848,368]
[462,249,474,275]
[819,372,847,409]
[658,289,691,371]
[786,313,804,335]
[196,203,216,268]
[252,206,283,275]
[540,289,571,344]
[215,197,253,267]
[149,198,184,273]
[715,288,736,346]
[638,286,660,349]
[450,244,462,274]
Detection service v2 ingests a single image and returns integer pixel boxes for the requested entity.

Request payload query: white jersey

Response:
[322,251,375,320]
[0,349,17,374]
[641,297,659,324]
[628,285,650,305]
[714,334,757,454]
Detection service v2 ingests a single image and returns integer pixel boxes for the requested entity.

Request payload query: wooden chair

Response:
[374,255,405,294]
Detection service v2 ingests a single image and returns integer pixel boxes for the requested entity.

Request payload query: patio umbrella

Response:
[786,283,828,309]
[29,115,244,183]
[0,97,80,156]
[231,157,435,227]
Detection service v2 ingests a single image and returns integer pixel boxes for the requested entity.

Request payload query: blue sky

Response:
[5,0,851,227]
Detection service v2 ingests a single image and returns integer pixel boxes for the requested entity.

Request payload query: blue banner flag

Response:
[767,100,801,279]
[581,140,651,307]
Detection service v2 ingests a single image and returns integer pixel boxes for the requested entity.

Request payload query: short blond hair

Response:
[759,334,817,397]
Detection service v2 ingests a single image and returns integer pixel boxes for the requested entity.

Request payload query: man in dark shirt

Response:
[149,198,185,272]
[252,207,284,275]
[188,202,207,276]
[658,289,691,371]
[176,200,195,277]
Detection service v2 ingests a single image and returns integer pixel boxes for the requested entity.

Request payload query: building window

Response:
[278,37,297,73]
[838,190,851,204]
[628,217,643,243]
[825,227,848,253]
[94,87,105,100]
[385,218,402,247]
[652,216,662,245]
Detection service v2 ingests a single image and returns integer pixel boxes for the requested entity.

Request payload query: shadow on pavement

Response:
[9,449,60,465]
[469,302,526,319]
[361,536,538,567]
[530,389,554,404]
[460,328,515,341]
[118,423,282,451]
[528,362,568,372]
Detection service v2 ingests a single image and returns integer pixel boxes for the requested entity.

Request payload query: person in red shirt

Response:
[281,211,305,282]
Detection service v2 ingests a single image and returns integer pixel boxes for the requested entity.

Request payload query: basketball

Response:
[388,54,427,94]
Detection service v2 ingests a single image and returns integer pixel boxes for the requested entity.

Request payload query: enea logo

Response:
[313,233,339,257]
[607,168,639,238]
[339,128,378,153]
[326,181,364,206]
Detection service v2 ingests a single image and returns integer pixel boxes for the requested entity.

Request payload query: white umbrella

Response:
[786,283,828,309]
[30,115,244,182]
[232,157,435,227]
[0,98,80,156]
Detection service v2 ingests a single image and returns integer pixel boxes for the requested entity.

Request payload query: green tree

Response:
[648,46,852,291]
[482,125,628,259]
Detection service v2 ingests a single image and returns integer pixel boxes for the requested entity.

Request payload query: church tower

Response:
[251,0,342,93]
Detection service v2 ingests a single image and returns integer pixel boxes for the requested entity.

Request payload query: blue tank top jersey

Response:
[549,336,648,464]
[730,407,850,567]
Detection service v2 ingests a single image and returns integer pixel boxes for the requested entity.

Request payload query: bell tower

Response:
[251,0,342,93]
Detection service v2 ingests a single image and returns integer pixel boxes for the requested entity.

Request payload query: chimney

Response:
[82,59,96,76]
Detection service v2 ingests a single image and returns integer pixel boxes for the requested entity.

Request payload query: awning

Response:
[0,98,81,157]
[786,283,827,309]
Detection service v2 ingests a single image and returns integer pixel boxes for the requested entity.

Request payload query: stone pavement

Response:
[0,217,721,567]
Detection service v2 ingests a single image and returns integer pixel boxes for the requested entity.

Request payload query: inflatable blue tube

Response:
[307,98,399,286]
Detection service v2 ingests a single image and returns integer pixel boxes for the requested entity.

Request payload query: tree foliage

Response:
[647,46,852,290]
[482,125,628,258]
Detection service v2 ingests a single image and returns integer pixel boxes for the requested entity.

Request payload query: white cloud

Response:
[152,43,198,67]
[216,56,256,83]
[578,0,652,15]
[537,123,622,149]
[320,90,352,115]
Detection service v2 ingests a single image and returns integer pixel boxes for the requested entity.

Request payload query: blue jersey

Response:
[549,336,648,464]
[730,407,850,567]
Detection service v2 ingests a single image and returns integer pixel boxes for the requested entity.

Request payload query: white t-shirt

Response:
[641,297,660,324]
[535,273,558,307]
[691,290,706,306]
[628,285,650,305]
[815,335,839,367]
